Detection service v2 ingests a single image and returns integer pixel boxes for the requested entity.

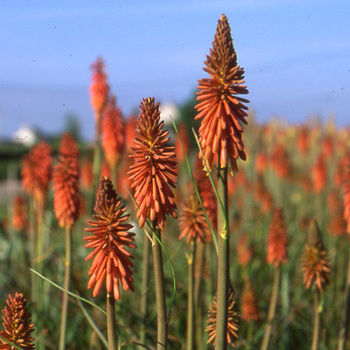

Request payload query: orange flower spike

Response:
[12,195,28,232]
[101,95,125,169]
[343,154,350,233]
[206,287,239,346]
[302,219,330,290]
[195,14,249,172]
[175,123,190,163]
[128,97,177,228]
[241,279,260,322]
[266,208,288,267]
[312,154,327,193]
[52,133,81,229]
[84,177,135,300]
[0,292,35,350]
[89,57,109,117]
[179,195,208,244]
[21,141,52,211]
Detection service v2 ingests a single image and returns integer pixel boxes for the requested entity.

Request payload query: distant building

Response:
[12,125,39,147]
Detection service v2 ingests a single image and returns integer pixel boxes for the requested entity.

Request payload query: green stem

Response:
[186,241,195,350]
[260,266,281,350]
[338,243,350,350]
[107,293,118,350]
[140,233,151,344]
[111,164,117,187]
[311,289,320,350]
[215,165,229,350]
[194,241,205,309]
[152,225,168,349]
[59,226,73,350]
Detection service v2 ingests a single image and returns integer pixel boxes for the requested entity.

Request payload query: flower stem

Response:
[311,288,321,350]
[194,241,205,309]
[59,226,73,350]
[260,266,281,350]
[152,224,168,349]
[140,233,151,344]
[338,243,350,350]
[186,241,196,350]
[107,293,118,350]
[215,165,229,350]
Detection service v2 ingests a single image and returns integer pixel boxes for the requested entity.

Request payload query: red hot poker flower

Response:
[101,95,125,169]
[21,141,52,212]
[128,97,177,228]
[0,292,35,350]
[84,177,135,300]
[12,195,28,232]
[89,57,109,117]
[179,195,207,244]
[195,14,249,172]
[302,219,330,290]
[52,133,81,229]
[266,208,288,267]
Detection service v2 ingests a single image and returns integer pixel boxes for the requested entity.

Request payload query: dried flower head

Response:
[21,141,52,212]
[52,133,81,229]
[302,219,330,290]
[206,287,239,346]
[267,208,288,267]
[195,14,249,172]
[101,95,125,168]
[128,97,177,228]
[89,57,109,116]
[179,195,208,244]
[12,195,27,232]
[241,279,260,322]
[0,292,35,350]
[84,177,135,299]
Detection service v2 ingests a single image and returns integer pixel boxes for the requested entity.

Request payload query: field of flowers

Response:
[0,13,349,350]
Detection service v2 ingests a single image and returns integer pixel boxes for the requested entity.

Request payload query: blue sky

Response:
[1,0,349,140]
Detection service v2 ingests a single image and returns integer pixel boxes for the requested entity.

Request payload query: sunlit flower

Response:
[84,177,135,299]
[195,14,249,172]
[0,292,35,350]
[302,219,330,290]
[21,141,52,212]
[12,195,27,232]
[101,95,125,169]
[206,287,239,346]
[52,133,81,229]
[179,195,207,243]
[266,208,288,267]
[128,97,177,228]
[89,57,109,117]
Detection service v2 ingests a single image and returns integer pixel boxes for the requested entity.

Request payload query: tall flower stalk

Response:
[179,195,207,349]
[52,133,81,350]
[195,14,249,349]
[84,177,135,349]
[302,219,330,350]
[129,97,177,349]
[89,57,109,210]
[261,208,288,350]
